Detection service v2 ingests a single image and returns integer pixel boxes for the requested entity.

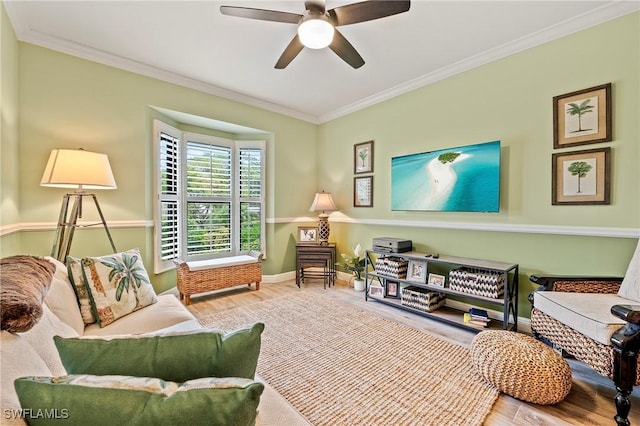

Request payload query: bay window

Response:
[153,120,265,273]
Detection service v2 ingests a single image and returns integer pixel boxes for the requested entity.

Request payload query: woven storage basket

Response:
[400,286,446,312]
[375,256,408,279]
[174,251,263,305]
[470,330,572,405]
[449,267,504,298]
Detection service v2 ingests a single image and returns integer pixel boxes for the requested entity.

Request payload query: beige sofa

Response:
[0,256,310,425]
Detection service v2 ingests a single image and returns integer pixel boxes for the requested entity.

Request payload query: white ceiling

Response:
[5,1,639,124]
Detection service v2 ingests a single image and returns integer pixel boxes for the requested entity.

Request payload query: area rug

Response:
[197,291,499,426]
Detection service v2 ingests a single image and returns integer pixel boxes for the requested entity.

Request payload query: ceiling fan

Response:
[220,0,411,69]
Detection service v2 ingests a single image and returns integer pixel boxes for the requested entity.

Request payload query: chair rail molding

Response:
[3,218,638,239]
[1,220,153,236]
[268,217,640,239]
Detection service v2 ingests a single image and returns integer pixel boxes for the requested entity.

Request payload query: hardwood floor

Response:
[180,280,640,426]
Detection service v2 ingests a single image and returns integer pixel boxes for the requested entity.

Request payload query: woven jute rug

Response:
[197,291,498,426]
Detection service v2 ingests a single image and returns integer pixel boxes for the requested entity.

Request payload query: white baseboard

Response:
[261,271,295,284]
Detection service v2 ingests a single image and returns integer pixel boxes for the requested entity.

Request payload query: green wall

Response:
[319,13,639,315]
[1,4,638,318]
[1,0,319,290]
[0,2,20,254]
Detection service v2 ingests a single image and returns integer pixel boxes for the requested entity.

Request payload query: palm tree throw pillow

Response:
[79,248,158,327]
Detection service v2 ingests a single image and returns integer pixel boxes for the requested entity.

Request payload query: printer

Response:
[372,237,412,253]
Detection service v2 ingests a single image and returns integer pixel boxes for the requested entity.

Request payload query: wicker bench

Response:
[174,251,263,305]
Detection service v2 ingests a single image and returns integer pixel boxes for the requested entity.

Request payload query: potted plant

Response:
[337,244,367,291]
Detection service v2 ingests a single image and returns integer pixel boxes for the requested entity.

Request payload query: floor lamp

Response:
[309,191,337,245]
[41,149,118,261]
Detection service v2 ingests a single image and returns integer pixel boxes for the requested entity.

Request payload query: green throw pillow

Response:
[15,374,264,426]
[55,323,264,381]
[66,256,97,325]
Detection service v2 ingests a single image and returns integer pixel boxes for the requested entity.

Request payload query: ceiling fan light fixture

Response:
[298,16,334,49]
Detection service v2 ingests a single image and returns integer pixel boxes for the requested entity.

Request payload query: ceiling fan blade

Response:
[275,35,305,69]
[220,6,301,24]
[304,0,326,14]
[329,29,364,69]
[328,0,410,26]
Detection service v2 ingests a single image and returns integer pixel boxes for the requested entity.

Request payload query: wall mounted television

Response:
[391,140,501,212]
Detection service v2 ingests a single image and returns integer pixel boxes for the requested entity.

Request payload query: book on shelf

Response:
[463,313,489,328]
[469,308,489,320]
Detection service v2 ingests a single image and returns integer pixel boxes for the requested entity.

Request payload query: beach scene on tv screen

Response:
[391,140,501,212]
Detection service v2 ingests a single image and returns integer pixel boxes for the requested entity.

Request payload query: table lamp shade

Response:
[309,192,337,213]
[309,192,337,244]
[40,149,117,190]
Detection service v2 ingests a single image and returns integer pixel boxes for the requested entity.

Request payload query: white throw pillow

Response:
[81,248,158,327]
[618,240,640,302]
[44,257,85,335]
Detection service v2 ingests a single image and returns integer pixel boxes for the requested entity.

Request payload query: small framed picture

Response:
[298,226,318,243]
[354,140,374,174]
[407,259,427,283]
[428,273,446,288]
[553,83,612,149]
[552,147,610,205]
[386,281,399,298]
[369,283,384,298]
[354,176,373,207]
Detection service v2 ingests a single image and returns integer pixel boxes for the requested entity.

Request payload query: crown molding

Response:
[318,1,640,122]
[5,1,637,125]
[3,1,318,124]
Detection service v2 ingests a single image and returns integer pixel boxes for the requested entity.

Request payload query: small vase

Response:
[353,279,366,292]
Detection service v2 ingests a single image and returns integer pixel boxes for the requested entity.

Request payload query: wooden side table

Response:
[296,243,336,289]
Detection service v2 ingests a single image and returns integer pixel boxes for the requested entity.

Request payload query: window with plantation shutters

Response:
[153,120,265,273]
[185,140,232,257]
[238,147,263,251]
[156,125,181,271]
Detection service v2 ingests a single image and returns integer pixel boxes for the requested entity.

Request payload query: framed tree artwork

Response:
[553,83,612,149]
[354,140,374,174]
[552,147,610,205]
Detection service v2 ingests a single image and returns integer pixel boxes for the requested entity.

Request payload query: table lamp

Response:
[309,191,337,245]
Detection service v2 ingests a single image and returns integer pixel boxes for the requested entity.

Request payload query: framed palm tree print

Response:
[354,140,374,174]
[553,83,611,149]
[552,147,610,205]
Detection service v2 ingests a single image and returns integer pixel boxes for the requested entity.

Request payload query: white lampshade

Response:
[309,191,337,213]
[298,16,334,49]
[40,149,117,190]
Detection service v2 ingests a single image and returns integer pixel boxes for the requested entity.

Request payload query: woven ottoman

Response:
[470,330,572,405]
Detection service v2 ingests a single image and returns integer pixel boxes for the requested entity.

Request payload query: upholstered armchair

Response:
[529,240,640,426]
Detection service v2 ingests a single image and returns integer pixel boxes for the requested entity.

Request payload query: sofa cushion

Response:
[83,294,198,336]
[0,331,53,421]
[80,249,158,327]
[43,257,85,335]
[15,374,264,426]
[55,322,264,381]
[66,256,97,325]
[0,255,55,333]
[20,304,78,377]
[187,255,258,271]
[533,291,628,345]
[618,240,640,302]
